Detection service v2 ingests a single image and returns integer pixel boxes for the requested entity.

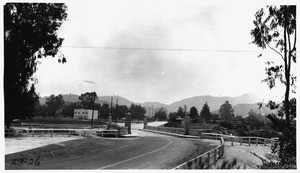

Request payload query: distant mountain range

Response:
[39,93,276,117]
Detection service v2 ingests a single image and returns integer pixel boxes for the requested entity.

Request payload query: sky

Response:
[32,0,294,104]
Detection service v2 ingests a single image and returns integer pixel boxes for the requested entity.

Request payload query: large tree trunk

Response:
[283,25,290,127]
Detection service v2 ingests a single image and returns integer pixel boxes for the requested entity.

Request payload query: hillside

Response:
[166,93,266,113]
[39,93,276,117]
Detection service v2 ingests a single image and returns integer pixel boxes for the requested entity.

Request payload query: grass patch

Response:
[5,137,133,169]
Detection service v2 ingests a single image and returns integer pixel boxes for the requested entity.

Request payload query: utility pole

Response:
[115,96,118,124]
[91,92,97,128]
[110,96,113,119]
[152,105,154,117]
[91,94,95,127]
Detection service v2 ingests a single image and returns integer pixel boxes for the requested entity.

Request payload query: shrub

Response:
[220,121,234,129]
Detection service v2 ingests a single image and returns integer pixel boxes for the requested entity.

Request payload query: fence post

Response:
[32,130,34,137]
[256,138,258,146]
[51,130,53,137]
[231,137,233,146]
[198,156,202,168]
[264,139,266,146]
[68,130,70,137]
[240,138,242,145]
[222,144,224,156]
[214,149,217,166]
[248,138,251,145]
[218,147,221,158]
[207,152,210,168]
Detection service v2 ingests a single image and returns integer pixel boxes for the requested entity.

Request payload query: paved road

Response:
[6,121,218,169]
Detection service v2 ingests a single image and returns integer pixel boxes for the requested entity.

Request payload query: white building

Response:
[74,109,98,119]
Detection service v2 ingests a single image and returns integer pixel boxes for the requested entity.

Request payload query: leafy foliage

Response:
[176,107,185,118]
[219,121,234,129]
[251,5,296,126]
[45,94,65,117]
[115,105,129,119]
[219,101,235,121]
[168,112,178,123]
[4,3,68,127]
[99,103,110,119]
[189,106,198,120]
[154,107,168,121]
[129,103,146,121]
[200,102,211,123]
[79,92,98,109]
[244,110,266,130]
[252,6,296,166]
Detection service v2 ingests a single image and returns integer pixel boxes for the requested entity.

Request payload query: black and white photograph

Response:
[2,0,297,170]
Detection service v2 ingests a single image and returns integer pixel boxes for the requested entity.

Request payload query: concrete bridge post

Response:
[143,118,147,129]
[125,113,131,134]
[183,115,190,135]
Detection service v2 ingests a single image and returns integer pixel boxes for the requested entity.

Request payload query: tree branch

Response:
[287,31,292,74]
[292,29,296,52]
[267,43,284,61]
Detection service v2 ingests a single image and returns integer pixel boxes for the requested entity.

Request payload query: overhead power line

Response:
[61,45,270,53]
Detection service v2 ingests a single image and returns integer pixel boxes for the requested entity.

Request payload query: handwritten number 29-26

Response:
[11,156,41,166]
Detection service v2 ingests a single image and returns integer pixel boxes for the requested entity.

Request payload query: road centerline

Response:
[98,137,173,169]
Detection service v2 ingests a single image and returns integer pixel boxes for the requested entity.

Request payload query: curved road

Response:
[6,122,218,169]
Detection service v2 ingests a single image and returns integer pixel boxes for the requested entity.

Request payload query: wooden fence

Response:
[145,126,274,146]
[201,133,274,146]
[173,137,225,169]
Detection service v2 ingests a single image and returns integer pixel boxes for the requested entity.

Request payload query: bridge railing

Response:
[201,133,274,146]
[5,128,118,138]
[145,125,274,146]
[173,137,225,169]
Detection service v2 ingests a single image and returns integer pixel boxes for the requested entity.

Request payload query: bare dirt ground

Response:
[212,141,272,169]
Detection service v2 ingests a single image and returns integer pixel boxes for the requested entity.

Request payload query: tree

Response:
[61,102,81,118]
[79,92,98,109]
[251,5,296,127]
[176,107,185,118]
[129,104,146,122]
[211,113,220,124]
[79,92,98,126]
[21,84,40,119]
[99,103,110,120]
[168,112,178,123]
[219,101,234,121]
[245,110,263,130]
[154,107,168,121]
[116,105,129,119]
[189,106,198,120]
[200,103,211,123]
[4,3,68,128]
[45,94,65,117]
[251,6,296,168]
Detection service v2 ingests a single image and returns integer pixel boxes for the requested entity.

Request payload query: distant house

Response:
[74,109,98,119]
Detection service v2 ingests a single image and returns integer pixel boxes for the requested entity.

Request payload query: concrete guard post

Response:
[107,116,112,129]
[125,113,131,134]
[183,115,190,135]
[143,117,147,129]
